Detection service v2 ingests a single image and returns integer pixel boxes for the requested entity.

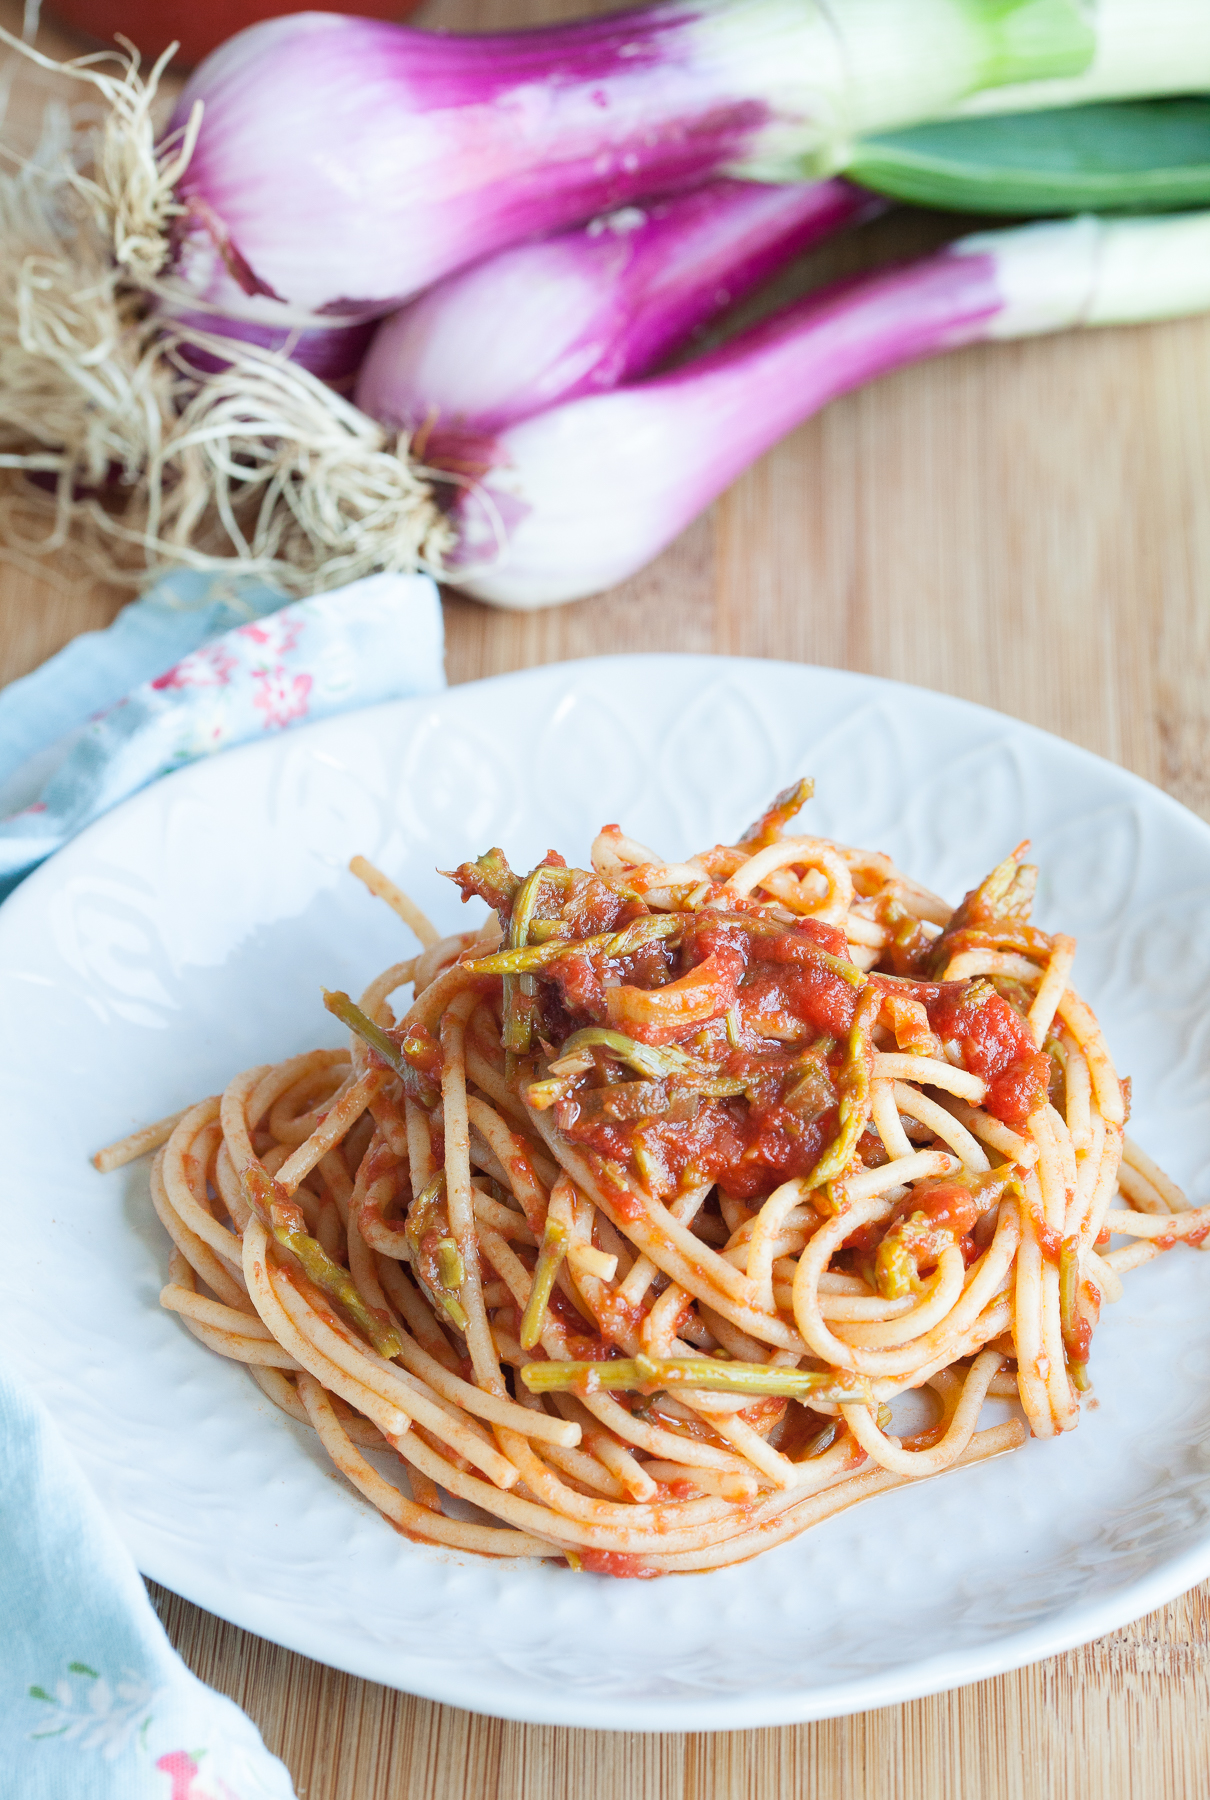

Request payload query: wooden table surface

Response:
[4,1,1210,1794]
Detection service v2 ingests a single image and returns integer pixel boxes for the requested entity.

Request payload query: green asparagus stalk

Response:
[322,987,438,1108]
[519,1218,569,1351]
[466,913,683,977]
[404,1172,469,1331]
[521,1351,873,1405]
[803,984,882,1196]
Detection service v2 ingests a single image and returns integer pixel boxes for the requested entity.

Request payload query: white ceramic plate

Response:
[2,654,1209,1732]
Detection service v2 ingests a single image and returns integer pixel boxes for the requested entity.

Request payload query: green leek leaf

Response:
[850,99,1210,216]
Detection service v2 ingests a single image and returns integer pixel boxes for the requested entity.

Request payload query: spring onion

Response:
[4,3,1210,596]
[355,178,884,442]
[157,0,1099,334]
[945,0,1210,122]
[502,863,549,1058]
[446,209,1210,607]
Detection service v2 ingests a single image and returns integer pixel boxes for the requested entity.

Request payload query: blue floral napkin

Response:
[2,1366,298,1799]
[0,564,448,1795]
[0,567,294,816]
[0,568,445,897]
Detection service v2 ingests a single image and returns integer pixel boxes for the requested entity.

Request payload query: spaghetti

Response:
[97,781,1208,1576]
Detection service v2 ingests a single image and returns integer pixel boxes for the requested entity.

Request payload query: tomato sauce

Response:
[924,983,1049,1127]
[1033,1216,1064,1263]
[544,1287,620,1359]
[891,1177,982,1239]
[528,897,1052,1206]
[1066,1310,1094,1365]
[576,1550,661,1579]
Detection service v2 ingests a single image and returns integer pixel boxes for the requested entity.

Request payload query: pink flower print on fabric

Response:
[150,644,238,693]
[238,614,304,657]
[251,668,313,730]
[157,1748,246,1800]
[157,1751,204,1799]
[0,572,445,895]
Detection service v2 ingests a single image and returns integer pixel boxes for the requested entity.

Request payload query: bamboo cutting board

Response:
[2,0,1209,1792]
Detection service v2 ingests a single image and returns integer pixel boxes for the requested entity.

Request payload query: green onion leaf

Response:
[524,1077,568,1112]
[851,99,1210,217]
[798,1419,839,1460]
[1059,1233,1082,1360]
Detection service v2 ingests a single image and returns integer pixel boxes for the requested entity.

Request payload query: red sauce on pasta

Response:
[576,1550,660,1579]
[924,984,1049,1127]
[543,906,1046,1201]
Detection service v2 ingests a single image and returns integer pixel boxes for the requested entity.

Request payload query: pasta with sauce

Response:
[96,781,1208,1576]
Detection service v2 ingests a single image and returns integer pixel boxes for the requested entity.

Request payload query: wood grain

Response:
[3,0,1210,1792]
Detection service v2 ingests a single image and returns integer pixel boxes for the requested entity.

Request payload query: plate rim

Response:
[3,649,1209,1731]
[8,650,1210,912]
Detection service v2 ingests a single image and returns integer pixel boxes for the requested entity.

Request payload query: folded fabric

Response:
[0,1359,297,1800]
[0,570,445,898]
[0,563,447,1793]
[0,568,299,816]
